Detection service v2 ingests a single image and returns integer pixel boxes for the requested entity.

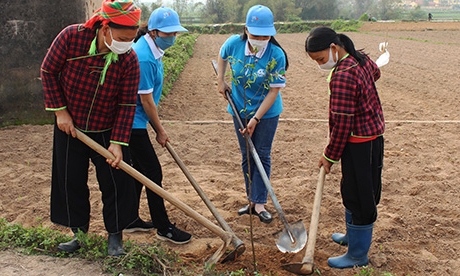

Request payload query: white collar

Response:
[245,40,266,58]
[144,33,164,59]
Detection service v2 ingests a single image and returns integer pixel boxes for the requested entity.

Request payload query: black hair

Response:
[94,21,139,31]
[108,21,139,30]
[305,26,366,66]
[241,29,289,70]
[134,22,149,42]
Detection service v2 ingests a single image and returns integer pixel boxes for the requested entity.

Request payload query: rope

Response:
[158,119,460,125]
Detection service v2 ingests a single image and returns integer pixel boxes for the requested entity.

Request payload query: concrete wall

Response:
[86,0,103,21]
[0,0,100,126]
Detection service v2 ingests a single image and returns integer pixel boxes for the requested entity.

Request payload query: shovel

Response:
[149,121,245,263]
[281,167,326,275]
[74,129,232,265]
[211,60,307,253]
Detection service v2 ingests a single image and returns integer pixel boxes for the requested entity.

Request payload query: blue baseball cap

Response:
[148,7,188,33]
[245,5,276,36]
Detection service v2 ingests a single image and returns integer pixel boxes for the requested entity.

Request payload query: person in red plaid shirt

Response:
[305,27,385,269]
[41,0,141,256]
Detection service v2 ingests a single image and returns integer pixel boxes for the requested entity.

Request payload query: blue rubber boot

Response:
[328,223,373,269]
[331,209,352,246]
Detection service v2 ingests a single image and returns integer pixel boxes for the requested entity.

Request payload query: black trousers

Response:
[129,129,171,231]
[50,123,137,233]
[340,136,384,225]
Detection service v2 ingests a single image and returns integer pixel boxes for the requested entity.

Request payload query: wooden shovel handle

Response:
[149,121,241,240]
[302,166,326,263]
[164,140,244,244]
[75,129,230,240]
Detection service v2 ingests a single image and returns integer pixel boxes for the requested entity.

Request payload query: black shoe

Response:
[157,223,192,245]
[108,232,125,256]
[237,205,273,224]
[57,237,80,253]
[124,218,155,233]
[57,226,88,253]
[256,210,273,224]
[238,204,253,216]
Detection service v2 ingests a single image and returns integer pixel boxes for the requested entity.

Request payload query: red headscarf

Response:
[84,0,141,29]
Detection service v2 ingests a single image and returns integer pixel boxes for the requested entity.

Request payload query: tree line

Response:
[134,0,429,24]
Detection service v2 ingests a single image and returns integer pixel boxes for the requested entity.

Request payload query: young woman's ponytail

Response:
[134,22,148,42]
[337,33,365,65]
[306,27,366,66]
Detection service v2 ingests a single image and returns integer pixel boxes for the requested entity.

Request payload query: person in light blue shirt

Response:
[125,7,191,244]
[216,5,289,224]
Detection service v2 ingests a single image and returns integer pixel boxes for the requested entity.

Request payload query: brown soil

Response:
[1,21,460,275]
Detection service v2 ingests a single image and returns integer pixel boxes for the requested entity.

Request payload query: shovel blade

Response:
[281,262,315,275]
[220,244,246,263]
[275,220,307,253]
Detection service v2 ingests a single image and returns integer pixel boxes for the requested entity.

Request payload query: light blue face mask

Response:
[155,36,176,50]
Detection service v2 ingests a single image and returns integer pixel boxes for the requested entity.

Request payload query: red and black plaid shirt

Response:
[41,24,140,145]
[325,53,385,162]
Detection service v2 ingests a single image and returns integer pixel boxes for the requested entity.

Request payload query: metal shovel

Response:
[281,167,326,275]
[75,129,232,266]
[211,60,307,253]
[149,121,245,263]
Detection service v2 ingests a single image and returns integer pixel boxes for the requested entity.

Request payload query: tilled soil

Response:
[1,21,459,275]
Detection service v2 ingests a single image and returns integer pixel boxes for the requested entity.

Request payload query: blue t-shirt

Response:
[131,34,164,129]
[219,34,286,119]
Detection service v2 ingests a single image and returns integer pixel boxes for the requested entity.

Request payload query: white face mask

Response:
[248,38,269,53]
[104,28,134,55]
[318,47,338,71]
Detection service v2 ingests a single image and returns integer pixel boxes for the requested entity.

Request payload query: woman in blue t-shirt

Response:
[126,7,191,244]
[216,5,289,224]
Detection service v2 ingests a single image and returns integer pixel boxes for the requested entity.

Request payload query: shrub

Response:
[359,13,370,21]
[162,33,199,99]
[0,218,181,275]
[331,19,362,32]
